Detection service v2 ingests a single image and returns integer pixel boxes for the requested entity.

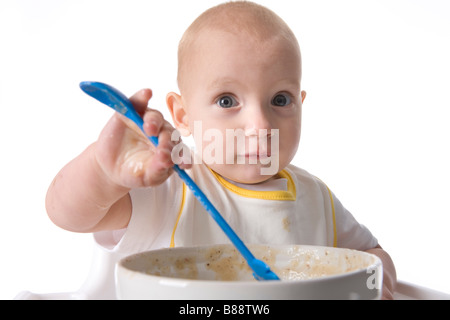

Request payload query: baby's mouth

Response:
[240,152,271,159]
[236,147,272,163]
[234,135,273,161]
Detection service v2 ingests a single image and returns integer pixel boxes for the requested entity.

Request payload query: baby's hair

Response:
[177,1,300,92]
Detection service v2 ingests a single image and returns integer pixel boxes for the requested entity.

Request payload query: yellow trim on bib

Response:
[170,182,186,248]
[324,185,337,247]
[210,169,296,201]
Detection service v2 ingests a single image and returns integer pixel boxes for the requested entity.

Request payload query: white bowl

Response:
[115,244,382,300]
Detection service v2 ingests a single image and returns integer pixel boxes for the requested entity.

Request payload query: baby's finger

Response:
[155,127,177,168]
[143,109,166,137]
[141,160,173,187]
[129,89,153,116]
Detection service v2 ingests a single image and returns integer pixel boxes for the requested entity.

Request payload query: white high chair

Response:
[14,232,120,300]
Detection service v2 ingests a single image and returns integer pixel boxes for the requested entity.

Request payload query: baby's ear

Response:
[166,92,191,136]
[301,90,307,103]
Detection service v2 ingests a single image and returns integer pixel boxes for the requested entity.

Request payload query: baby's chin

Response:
[209,163,278,185]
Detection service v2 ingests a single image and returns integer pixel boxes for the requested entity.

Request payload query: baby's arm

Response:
[330,190,397,299]
[46,89,189,233]
[365,245,397,300]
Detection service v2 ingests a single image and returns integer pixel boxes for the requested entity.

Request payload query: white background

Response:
[1,0,449,299]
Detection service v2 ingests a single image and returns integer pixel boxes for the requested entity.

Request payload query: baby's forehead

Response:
[177,2,301,90]
[180,14,299,67]
[187,5,294,44]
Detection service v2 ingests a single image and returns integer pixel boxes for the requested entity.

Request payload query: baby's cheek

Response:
[280,132,300,166]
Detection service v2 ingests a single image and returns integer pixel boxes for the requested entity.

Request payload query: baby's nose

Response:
[244,108,272,137]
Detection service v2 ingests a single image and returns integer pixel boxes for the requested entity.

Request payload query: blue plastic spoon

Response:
[79,81,280,281]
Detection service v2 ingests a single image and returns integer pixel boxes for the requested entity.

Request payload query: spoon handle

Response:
[173,165,254,259]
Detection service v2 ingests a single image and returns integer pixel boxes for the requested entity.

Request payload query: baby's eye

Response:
[271,93,292,107]
[216,95,238,108]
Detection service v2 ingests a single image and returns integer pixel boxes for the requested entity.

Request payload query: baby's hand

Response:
[94,89,190,189]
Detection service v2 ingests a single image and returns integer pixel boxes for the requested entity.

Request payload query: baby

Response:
[46,1,396,299]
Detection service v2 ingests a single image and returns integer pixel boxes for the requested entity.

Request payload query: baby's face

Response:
[179,29,304,184]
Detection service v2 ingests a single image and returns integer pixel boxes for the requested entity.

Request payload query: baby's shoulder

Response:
[284,164,320,182]
[284,164,329,192]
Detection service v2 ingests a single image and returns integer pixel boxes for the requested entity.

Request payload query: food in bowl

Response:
[116,244,382,300]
